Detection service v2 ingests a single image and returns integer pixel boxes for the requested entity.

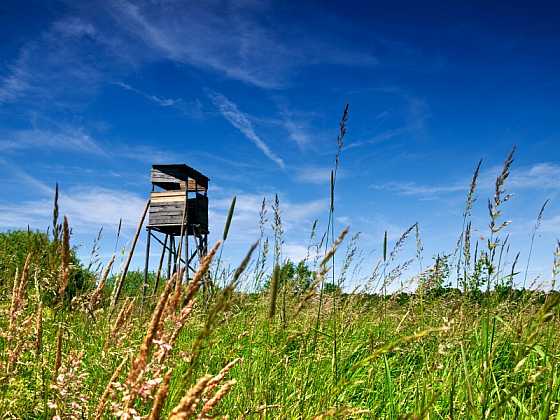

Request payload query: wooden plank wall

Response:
[148,195,208,228]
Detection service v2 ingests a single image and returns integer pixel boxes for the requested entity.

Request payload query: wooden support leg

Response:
[167,236,174,278]
[141,227,151,308]
[153,233,167,295]
[185,233,189,283]
[172,236,178,274]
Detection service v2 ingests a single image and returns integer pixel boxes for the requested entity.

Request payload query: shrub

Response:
[0,230,95,305]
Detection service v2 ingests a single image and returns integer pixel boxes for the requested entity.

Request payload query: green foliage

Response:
[0,230,95,305]
[0,230,55,286]
[2,287,559,418]
[323,281,342,294]
[1,227,560,418]
[263,260,314,294]
[106,269,160,299]
[418,254,451,293]
[1,145,558,417]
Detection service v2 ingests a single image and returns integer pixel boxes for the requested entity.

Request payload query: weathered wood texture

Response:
[148,195,208,232]
[150,190,206,203]
[151,165,209,190]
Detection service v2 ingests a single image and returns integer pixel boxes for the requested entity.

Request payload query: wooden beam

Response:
[110,198,150,311]
[141,227,151,308]
[153,234,167,295]
[151,164,209,189]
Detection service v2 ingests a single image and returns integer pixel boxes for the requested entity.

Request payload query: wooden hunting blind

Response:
[143,164,210,291]
[149,164,209,235]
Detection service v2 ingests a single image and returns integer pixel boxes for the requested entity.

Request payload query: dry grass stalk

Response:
[175,242,221,313]
[335,103,349,171]
[198,379,236,419]
[163,301,195,361]
[52,182,60,241]
[54,326,63,377]
[48,350,89,418]
[465,159,483,218]
[268,264,280,320]
[295,227,349,316]
[551,240,560,290]
[186,243,258,380]
[8,267,20,330]
[94,355,128,420]
[17,254,31,305]
[232,242,258,284]
[123,271,178,408]
[57,216,71,301]
[8,255,31,332]
[223,197,236,242]
[489,147,515,238]
[111,199,151,309]
[35,300,43,356]
[152,299,195,368]
[113,247,221,417]
[89,254,115,310]
[523,200,550,288]
[204,358,241,396]
[169,374,213,419]
[147,369,173,420]
[464,222,472,267]
[4,258,35,374]
[105,297,135,352]
[388,223,416,265]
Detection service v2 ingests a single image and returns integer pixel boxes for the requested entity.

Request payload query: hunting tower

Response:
[144,164,209,286]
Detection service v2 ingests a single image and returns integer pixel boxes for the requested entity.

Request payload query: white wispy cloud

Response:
[0,159,53,196]
[344,127,408,150]
[0,188,145,233]
[0,51,30,103]
[0,17,108,106]
[0,121,196,164]
[0,162,145,232]
[0,126,106,155]
[114,81,205,118]
[274,104,316,149]
[104,0,377,89]
[208,92,285,168]
[372,162,560,198]
[540,215,560,235]
[52,16,97,38]
[509,163,560,190]
[295,166,335,184]
[283,243,314,262]
[371,181,466,197]
[282,118,311,149]
[344,88,431,151]
[210,192,325,242]
[115,81,180,107]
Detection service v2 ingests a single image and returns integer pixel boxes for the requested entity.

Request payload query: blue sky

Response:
[1,0,559,289]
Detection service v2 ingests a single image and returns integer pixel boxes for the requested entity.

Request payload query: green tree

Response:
[263,260,314,295]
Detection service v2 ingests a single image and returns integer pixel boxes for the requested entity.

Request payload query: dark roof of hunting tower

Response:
[151,164,209,191]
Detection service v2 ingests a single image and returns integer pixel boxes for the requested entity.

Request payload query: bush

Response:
[106,269,160,300]
[0,230,95,305]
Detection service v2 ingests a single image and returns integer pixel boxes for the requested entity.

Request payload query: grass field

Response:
[1,118,560,419]
[1,237,559,419]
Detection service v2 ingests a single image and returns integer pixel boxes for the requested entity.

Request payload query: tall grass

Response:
[0,116,559,419]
